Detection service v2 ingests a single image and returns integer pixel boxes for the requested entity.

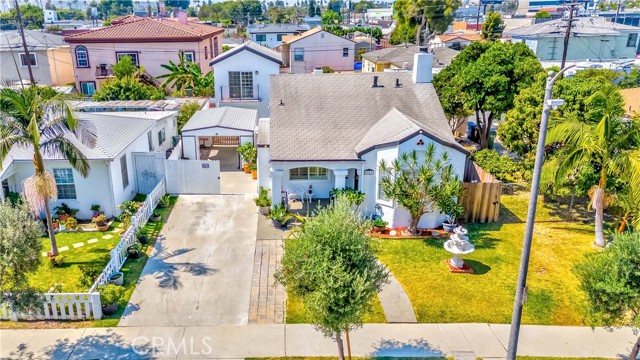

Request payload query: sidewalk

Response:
[1,323,637,359]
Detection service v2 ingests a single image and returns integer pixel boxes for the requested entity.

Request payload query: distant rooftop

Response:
[362,45,459,69]
[249,24,308,34]
[505,17,640,38]
[0,30,67,50]
[210,41,282,66]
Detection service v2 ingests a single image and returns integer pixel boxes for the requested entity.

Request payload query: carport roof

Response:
[181,107,258,133]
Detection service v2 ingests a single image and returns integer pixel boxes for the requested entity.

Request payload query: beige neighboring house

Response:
[429,32,483,51]
[0,30,74,86]
[277,27,356,73]
[64,16,224,96]
[361,45,459,73]
[621,87,640,117]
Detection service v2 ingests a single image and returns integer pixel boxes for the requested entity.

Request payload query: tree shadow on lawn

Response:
[370,338,446,357]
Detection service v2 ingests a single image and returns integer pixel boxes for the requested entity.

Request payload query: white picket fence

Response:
[0,178,167,322]
[89,177,167,293]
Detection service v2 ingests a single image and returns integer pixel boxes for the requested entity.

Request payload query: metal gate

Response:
[133,153,220,195]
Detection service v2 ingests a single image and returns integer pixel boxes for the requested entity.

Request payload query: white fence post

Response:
[90,292,102,320]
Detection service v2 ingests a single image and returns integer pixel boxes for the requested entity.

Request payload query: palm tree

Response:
[546,83,640,247]
[0,86,96,256]
[158,54,214,97]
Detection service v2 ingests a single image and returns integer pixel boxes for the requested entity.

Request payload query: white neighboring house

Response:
[258,53,470,229]
[0,111,178,219]
[277,28,356,74]
[209,41,282,118]
[248,24,308,48]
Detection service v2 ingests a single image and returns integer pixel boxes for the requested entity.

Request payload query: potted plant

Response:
[150,211,162,222]
[65,217,78,231]
[158,194,171,208]
[237,143,251,173]
[99,284,124,316]
[54,203,78,222]
[439,197,464,233]
[254,187,272,215]
[92,214,109,231]
[371,218,388,232]
[127,242,142,259]
[118,201,139,234]
[136,228,148,244]
[108,271,124,286]
[52,219,60,230]
[91,204,102,218]
[250,163,258,180]
[268,203,291,228]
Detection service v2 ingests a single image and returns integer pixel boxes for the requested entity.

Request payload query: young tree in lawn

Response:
[275,196,388,360]
[434,41,541,149]
[0,200,45,312]
[379,143,460,235]
[546,84,640,247]
[0,86,96,256]
[575,231,640,359]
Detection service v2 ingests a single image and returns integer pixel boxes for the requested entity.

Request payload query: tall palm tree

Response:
[546,83,640,247]
[0,86,96,256]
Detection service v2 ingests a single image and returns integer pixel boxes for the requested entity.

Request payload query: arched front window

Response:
[75,46,89,68]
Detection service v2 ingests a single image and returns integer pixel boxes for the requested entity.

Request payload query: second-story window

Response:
[209,37,214,58]
[294,48,304,61]
[181,51,195,62]
[256,34,266,42]
[116,52,138,66]
[205,46,208,59]
[228,71,253,99]
[75,46,89,67]
[213,37,219,57]
[277,34,284,41]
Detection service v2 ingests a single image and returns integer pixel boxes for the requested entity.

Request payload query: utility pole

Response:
[476,0,482,31]
[560,2,578,70]
[614,0,622,24]
[505,65,575,360]
[13,0,35,85]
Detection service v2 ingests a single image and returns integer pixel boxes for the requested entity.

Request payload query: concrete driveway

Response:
[118,194,258,327]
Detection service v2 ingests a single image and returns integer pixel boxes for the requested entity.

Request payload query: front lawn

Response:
[287,292,387,324]
[376,192,597,325]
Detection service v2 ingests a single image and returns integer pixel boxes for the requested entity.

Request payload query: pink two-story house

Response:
[64,16,223,96]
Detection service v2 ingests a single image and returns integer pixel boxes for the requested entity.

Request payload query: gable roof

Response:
[209,41,282,66]
[437,33,483,43]
[0,111,176,178]
[64,17,223,43]
[269,72,466,161]
[505,17,640,39]
[361,45,459,69]
[181,107,258,132]
[281,27,354,45]
[250,24,307,34]
[0,30,67,51]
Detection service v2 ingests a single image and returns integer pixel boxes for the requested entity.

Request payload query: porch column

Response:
[334,170,348,190]
[271,169,283,204]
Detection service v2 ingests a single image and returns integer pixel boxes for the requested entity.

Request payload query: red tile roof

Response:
[65,17,223,43]
[110,14,140,25]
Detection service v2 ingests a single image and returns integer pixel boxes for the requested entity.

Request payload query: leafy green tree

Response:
[0,86,96,256]
[392,0,460,45]
[0,200,45,313]
[0,4,44,30]
[389,21,417,45]
[575,231,640,359]
[546,83,640,247]
[619,68,640,89]
[93,76,166,101]
[275,196,388,360]
[534,10,551,18]
[434,41,542,149]
[353,0,374,13]
[321,9,341,24]
[481,11,503,41]
[177,101,202,132]
[112,54,137,78]
[379,144,460,234]
[471,149,527,183]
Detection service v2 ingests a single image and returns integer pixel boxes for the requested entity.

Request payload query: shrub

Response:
[321,66,335,73]
[471,149,526,183]
[99,284,124,305]
[91,204,101,212]
[177,101,201,132]
[332,187,365,206]
[268,203,291,223]
[50,255,65,268]
[79,265,102,289]
[159,194,171,207]
[254,187,272,207]
[54,202,78,216]
[65,217,78,230]
[372,218,388,227]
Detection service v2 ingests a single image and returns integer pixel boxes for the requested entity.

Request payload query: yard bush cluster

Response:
[472,149,530,183]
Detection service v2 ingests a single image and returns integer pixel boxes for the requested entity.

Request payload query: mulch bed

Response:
[369,227,449,239]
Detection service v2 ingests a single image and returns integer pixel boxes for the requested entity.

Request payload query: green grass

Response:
[376,193,597,325]
[0,196,178,329]
[286,292,387,324]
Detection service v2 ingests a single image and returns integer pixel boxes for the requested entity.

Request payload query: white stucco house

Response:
[248,24,308,48]
[209,41,282,118]
[257,52,470,229]
[0,111,178,219]
[277,28,356,74]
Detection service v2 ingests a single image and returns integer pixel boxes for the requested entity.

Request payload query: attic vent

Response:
[417,139,424,146]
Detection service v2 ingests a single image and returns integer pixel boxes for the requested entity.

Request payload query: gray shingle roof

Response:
[361,45,459,69]
[1,112,175,177]
[209,41,282,66]
[0,30,67,50]
[249,24,307,34]
[256,118,270,147]
[181,107,258,132]
[505,17,640,38]
[269,72,466,161]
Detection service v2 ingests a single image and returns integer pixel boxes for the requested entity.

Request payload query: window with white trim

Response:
[294,47,304,61]
[627,33,639,47]
[53,168,77,200]
[120,155,129,189]
[75,46,89,67]
[228,71,254,98]
[80,82,95,96]
[19,53,37,67]
[158,128,166,146]
[181,51,195,62]
[377,167,390,201]
[289,167,328,180]
[116,52,139,66]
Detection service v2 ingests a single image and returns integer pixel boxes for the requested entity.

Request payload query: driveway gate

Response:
[133,153,221,195]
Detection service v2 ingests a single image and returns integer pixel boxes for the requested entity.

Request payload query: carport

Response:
[180,107,258,171]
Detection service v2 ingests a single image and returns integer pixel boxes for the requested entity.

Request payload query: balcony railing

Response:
[95,65,114,78]
[220,85,261,102]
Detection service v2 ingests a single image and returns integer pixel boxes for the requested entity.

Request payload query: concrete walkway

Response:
[377,265,417,323]
[1,324,637,359]
[118,195,258,327]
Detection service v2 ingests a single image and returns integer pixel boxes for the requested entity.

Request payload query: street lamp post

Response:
[506,66,575,360]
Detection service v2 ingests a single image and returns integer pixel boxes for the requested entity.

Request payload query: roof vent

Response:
[371,76,383,88]
[394,79,402,88]
[279,99,284,106]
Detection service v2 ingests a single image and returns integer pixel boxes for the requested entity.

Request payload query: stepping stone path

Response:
[41,252,48,257]
[58,246,69,252]
[87,238,98,244]
[102,234,114,240]
[72,242,84,248]
[41,237,103,256]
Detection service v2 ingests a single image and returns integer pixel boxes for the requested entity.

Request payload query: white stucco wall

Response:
[257,147,270,190]
[285,31,356,73]
[212,49,280,118]
[1,50,54,85]
[513,32,639,61]
[251,32,295,49]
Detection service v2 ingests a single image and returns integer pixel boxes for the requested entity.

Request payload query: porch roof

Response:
[181,107,258,133]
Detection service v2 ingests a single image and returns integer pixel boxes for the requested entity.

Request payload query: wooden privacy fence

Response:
[460,159,501,223]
